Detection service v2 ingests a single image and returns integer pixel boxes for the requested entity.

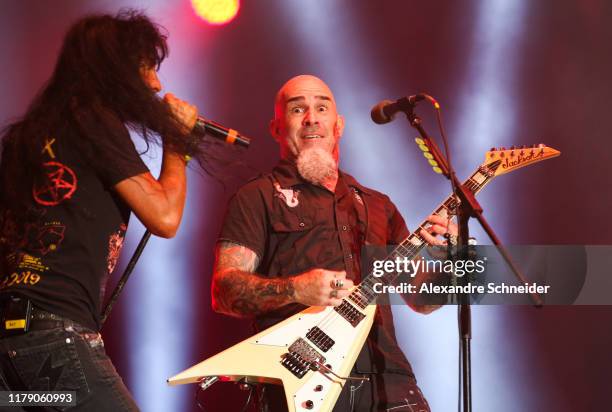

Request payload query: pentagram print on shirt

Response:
[32,161,78,206]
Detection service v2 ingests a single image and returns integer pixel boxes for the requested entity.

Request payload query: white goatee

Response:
[296,147,337,185]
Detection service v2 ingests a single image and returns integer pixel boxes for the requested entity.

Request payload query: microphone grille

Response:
[370,99,395,124]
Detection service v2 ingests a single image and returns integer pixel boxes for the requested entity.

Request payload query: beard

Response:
[296,147,338,185]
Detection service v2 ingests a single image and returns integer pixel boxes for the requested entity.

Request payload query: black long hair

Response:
[0,9,207,208]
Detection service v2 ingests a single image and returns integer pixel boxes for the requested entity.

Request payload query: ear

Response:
[335,115,345,138]
[269,119,281,143]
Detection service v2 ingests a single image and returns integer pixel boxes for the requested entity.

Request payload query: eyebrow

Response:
[285,95,332,104]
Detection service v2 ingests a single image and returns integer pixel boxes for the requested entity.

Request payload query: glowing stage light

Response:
[191,0,240,25]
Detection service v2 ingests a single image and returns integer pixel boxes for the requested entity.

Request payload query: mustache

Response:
[301,126,322,134]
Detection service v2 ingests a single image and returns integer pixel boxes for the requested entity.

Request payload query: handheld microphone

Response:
[192,117,251,148]
[370,94,427,124]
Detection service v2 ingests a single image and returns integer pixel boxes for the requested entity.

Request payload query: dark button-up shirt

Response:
[219,159,415,375]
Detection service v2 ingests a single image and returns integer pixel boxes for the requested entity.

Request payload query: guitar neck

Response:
[348,160,501,307]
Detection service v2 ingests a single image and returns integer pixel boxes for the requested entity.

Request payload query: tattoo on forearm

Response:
[212,241,295,318]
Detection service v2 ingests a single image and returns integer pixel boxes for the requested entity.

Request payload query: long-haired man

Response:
[0,10,197,410]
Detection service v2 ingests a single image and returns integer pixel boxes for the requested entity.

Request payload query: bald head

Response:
[273,75,337,120]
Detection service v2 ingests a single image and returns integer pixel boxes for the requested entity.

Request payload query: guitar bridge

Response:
[281,338,326,379]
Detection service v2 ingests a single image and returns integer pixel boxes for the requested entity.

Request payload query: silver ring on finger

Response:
[330,279,344,289]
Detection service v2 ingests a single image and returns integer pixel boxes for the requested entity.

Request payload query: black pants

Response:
[0,318,139,411]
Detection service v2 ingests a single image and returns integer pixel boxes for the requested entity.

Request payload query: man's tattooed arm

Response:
[211,241,296,318]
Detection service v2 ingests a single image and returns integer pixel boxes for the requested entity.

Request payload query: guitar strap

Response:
[359,189,388,247]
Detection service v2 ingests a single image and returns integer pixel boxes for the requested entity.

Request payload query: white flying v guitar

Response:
[168,145,560,412]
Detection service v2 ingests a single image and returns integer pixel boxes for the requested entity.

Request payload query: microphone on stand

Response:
[192,116,251,148]
[371,94,438,124]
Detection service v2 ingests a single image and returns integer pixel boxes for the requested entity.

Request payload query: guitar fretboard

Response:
[347,160,501,309]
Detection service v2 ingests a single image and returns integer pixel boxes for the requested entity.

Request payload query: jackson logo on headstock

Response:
[501,150,544,170]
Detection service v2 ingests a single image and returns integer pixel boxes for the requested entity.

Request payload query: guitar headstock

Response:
[482,144,560,177]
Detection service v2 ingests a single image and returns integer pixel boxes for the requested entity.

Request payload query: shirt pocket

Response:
[268,207,318,275]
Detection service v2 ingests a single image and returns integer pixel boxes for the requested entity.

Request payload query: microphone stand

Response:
[395,98,542,412]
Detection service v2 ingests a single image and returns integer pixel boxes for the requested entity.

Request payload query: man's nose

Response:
[302,108,318,125]
[150,73,162,93]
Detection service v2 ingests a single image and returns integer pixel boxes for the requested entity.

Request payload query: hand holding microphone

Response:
[164,93,251,148]
[164,93,198,134]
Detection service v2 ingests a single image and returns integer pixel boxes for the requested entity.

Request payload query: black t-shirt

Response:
[218,159,415,376]
[0,111,149,330]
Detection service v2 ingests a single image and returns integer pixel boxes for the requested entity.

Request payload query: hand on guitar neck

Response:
[419,214,458,246]
[403,214,459,314]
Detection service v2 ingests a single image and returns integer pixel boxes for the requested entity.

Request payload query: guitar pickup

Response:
[334,301,365,327]
[306,327,335,352]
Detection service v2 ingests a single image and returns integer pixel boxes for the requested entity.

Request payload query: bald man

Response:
[211,75,453,411]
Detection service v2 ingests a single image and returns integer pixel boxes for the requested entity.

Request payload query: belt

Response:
[0,307,76,337]
[28,308,71,331]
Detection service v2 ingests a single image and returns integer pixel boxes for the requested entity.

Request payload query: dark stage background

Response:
[1,1,611,411]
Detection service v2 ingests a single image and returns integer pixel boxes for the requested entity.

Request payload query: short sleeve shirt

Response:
[219,159,415,376]
[0,111,149,330]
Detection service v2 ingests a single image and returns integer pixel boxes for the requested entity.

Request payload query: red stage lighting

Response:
[191,0,240,25]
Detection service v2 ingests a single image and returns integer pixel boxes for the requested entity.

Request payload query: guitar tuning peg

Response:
[510,145,516,150]
[531,144,538,148]
[537,143,546,148]
[521,145,527,149]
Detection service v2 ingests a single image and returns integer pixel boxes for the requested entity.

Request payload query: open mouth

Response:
[303,134,323,140]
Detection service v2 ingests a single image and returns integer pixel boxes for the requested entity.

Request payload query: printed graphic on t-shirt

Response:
[42,137,56,158]
[0,253,47,290]
[0,210,65,256]
[32,161,78,206]
[0,270,42,289]
[30,222,66,255]
[106,223,127,274]
[273,182,300,207]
